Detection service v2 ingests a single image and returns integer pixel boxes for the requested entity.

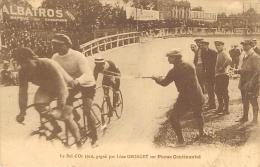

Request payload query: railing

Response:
[80,32,141,56]
[140,27,260,39]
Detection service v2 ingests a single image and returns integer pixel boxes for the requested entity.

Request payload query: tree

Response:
[132,0,157,10]
[191,6,202,11]
[218,12,227,18]
[244,8,257,16]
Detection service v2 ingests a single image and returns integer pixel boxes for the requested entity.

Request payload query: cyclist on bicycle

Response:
[51,33,98,147]
[13,47,82,146]
[93,55,121,117]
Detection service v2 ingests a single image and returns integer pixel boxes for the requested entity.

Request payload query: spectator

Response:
[200,40,217,110]
[229,45,241,69]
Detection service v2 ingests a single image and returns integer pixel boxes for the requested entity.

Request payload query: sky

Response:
[26,0,260,14]
[190,0,260,14]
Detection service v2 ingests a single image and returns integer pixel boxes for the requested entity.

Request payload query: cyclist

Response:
[13,47,82,146]
[51,33,98,147]
[93,55,121,117]
[1,60,13,86]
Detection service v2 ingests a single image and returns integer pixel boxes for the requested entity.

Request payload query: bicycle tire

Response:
[91,103,102,128]
[101,98,111,125]
[114,90,123,119]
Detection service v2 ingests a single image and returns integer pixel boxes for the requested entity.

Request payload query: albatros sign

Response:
[0,4,75,22]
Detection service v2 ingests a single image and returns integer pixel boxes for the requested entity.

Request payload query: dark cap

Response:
[200,40,209,45]
[52,33,72,47]
[166,49,182,58]
[240,40,253,45]
[214,41,224,45]
[194,38,204,42]
[12,47,38,62]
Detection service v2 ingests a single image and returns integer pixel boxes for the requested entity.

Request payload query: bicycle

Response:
[99,85,124,126]
[22,95,101,147]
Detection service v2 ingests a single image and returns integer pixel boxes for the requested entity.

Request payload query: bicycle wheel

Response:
[91,103,102,128]
[114,90,123,119]
[101,98,111,125]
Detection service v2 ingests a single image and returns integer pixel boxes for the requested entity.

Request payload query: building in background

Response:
[191,10,217,22]
[157,0,191,20]
[243,0,260,13]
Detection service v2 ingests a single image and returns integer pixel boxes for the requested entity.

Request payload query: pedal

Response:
[31,130,42,136]
[38,126,48,131]
[46,133,59,140]
[39,132,46,137]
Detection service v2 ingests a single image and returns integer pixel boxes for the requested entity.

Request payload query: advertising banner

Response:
[126,7,159,21]
[0,4,75,22]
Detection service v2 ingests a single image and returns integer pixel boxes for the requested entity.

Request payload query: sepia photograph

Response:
[0,0,260,166]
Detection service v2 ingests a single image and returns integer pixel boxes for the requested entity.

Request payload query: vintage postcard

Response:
[0,0,260,166]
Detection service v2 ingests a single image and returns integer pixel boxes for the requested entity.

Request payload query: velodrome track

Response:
[0,37,259,167]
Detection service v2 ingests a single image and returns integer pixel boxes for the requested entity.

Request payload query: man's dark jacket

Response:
[201,48,217,80]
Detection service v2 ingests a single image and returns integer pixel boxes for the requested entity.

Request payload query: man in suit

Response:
[200,40,217,110]
[236,40,260,124]
[193,38,205,93]
[152,49,205,145]
[229,45,241,69]
[251,38,260,56]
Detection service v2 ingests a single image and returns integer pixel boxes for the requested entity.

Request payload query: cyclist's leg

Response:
[103,85,112,111]
[66,88,81,122]
[102,78,113,114]
[80,86,98,145]
[34,88,61,137]
[113,78,120,107]
[61,105,81,145]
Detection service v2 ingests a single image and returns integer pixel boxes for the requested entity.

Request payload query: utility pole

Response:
[243,0,245,14]
[136,0,140,31]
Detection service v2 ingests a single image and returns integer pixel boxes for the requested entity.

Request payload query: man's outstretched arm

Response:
[152,69,175,87]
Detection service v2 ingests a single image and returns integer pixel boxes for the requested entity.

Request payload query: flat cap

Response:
[240,40,253,45]
[12,47,38,62]
[214,41,224,45]
[200,40,209,45]
[52,33,72,46]
[194,38,204,42]
[166,49,182,58]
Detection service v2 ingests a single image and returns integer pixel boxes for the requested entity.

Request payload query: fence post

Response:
[91,44,93,56]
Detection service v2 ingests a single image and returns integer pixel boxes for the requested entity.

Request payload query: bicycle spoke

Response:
[114,90,123,118]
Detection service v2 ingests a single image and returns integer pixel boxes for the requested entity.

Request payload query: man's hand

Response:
[233,69,241,74]
[16,112,26,123]
[151,76,163,82]
[110,76,116,84]
[68,79,79,88]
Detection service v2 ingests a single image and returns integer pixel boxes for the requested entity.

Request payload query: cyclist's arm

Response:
[18,70,28,115]
[50,60,73,84]
[93,66,99,80]
[46,61,69,109]
[103,70,121,77]
[75,55,95,85]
